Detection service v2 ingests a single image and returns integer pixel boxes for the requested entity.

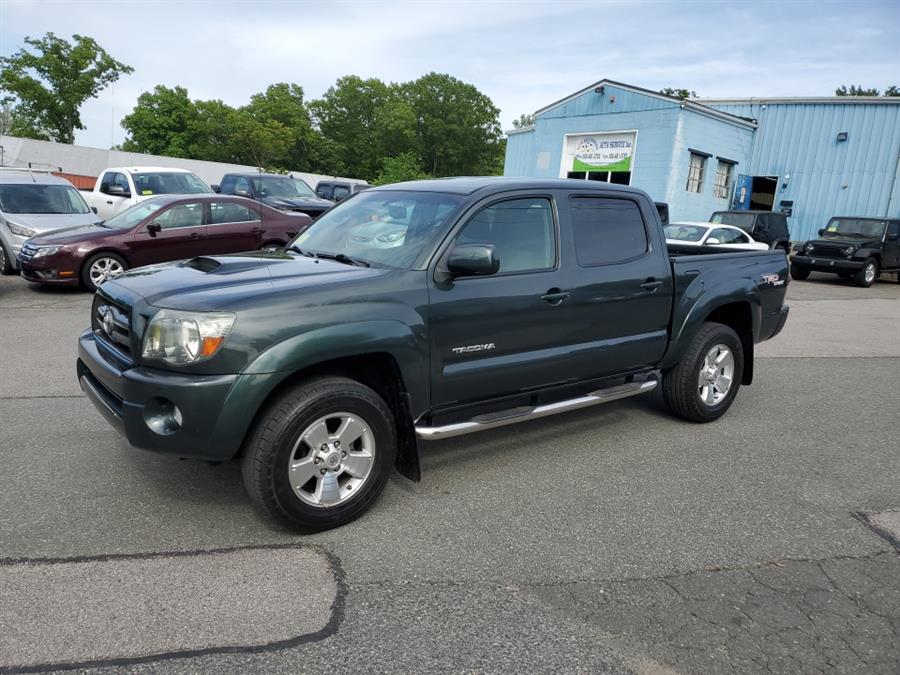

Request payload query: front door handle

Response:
[106,200,113,205]
[641,278,663,291]
[190,233,202,240]
[541,289,570,306]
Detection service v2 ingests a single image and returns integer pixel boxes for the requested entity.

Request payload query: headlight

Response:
[30,245,63,259]
[843,245,857,256]
[803,242,815,253]
[142,310,235,365]
[7,221,38,237]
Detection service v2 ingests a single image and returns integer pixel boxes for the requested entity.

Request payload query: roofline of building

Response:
[694,96,900,105]
[504,126,535,136]
[533,79,757,129]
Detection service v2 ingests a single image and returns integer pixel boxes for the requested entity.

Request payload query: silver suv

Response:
[0,170,99,274]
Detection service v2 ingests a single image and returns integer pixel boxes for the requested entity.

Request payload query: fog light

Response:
[143,397,183,435]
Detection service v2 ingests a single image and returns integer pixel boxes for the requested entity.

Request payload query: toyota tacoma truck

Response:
[76,178,790,532]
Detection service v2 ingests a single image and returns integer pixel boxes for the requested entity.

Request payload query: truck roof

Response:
[374,176,651,196]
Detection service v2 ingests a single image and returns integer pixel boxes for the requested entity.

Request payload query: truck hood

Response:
[101,251,384,311]
[3,212,100,235]
[807,236,880,248]
[263,196,333,212]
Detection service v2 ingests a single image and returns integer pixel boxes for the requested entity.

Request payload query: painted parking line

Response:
[0,545,343,672]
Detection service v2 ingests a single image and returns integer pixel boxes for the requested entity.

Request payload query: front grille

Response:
[91,292,134,364]
[18,242,38,262]
[806,244,848,259]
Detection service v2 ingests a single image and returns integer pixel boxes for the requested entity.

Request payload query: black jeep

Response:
[790,217,900,287]
[710,210,791,253]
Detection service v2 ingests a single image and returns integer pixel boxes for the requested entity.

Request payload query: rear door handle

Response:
[541,289,570,305]
[641,278,663,291]
[251,227,264,233]
[106,200,113,205]
[190,233,202,240]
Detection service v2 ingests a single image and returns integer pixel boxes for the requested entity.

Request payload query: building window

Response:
[685,152,706,193]
[714,160,734,199]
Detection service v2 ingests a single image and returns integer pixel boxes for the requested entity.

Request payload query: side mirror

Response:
[107,184,130,197]
[818,229,825,236]
[446,244,499,278]
[146,222,162,237]
[211,184,221,193]
[90,206,98,214]
[705,237,721,245]
[234,188,251,198]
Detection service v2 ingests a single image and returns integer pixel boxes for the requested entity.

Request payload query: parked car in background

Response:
[790,216,900,287]
[75,177,789,532]
[315,180,370,202]
[665,222,770,251]
[710,210,791,253]
[214,173,334,218]
[83,167,213,221]
[0,170,100,275]
[19,195,311,291]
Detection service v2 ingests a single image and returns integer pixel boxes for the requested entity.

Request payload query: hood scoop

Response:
[182,257,223,273]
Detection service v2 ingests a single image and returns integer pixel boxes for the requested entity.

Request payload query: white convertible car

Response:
[664,222,770,251]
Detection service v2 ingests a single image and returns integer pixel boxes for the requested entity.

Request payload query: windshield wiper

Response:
[287,245,317,258]
[315,252,370,267]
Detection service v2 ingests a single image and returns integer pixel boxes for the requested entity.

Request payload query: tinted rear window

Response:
[570,197,649,266]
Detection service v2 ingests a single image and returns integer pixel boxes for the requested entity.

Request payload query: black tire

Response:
[663,322,744,423]
[82,252,128,292]
[0,242,14,275]
[789,263,810,281]
[852,257,878,288]
[241,376,397,532]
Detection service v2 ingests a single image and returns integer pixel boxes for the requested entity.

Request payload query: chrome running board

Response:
[415,378,658,441]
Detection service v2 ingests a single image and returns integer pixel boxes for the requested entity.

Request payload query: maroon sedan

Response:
[18,195,312,291]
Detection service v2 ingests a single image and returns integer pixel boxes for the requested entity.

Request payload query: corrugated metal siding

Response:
[708,102,900,240]
[537,84,678,120]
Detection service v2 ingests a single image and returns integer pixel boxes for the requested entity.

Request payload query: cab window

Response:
[570,197,648,266]
[455,198,555,274]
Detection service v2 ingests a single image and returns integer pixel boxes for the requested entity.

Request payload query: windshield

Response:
[0,184,91,215]
[290,190,462,269]
[665,224,708,242]
[822,218,888,238]
[132,172,211,195]
[104,199,167,229]
[252,176,316,199]
[710,212,754,230]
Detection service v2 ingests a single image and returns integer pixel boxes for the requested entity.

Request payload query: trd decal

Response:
[451,343,496,355]
[760,273,785,287]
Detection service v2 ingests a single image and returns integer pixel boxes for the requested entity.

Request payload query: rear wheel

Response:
[0,242,14,275]
[789,263,810,280]
[663,322,744,423]
[241,376,397,532]
[82,252,128,292]
[852,258,878,287]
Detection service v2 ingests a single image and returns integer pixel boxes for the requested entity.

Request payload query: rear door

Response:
[129,201,208,266]
[884,221,900,269]
[564,194,673,378]
[204,201,263,254]
[428,194,574,406]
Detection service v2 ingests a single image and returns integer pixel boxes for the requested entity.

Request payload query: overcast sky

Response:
[1,0,898,150]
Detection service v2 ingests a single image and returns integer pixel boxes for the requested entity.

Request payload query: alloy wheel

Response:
[89,257,125,287]
[697,344,734,406]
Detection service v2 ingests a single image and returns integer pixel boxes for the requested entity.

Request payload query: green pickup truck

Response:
[77,178,790,531]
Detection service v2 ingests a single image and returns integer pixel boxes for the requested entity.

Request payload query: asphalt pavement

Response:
[0,270,898,674]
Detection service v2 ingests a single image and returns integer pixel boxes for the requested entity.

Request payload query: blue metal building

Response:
[503,80,900,241]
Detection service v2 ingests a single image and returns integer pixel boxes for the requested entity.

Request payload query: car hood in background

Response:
[101,251,386,311]
[262,196,334,212]
[3,212,100,235]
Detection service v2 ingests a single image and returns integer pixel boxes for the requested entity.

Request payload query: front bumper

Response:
[791,255,864,273]
[20,261,81,285]
[77,330,282,460]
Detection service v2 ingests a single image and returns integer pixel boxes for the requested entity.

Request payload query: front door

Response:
[563,194,672,378]
[129,201,209,267]
[428,196,573,407]
[884,221,900,269]
[204,201,263,254]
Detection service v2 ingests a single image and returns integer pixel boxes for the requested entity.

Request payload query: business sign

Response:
[563,131,636,174]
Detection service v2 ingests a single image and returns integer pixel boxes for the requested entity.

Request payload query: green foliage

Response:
[835,84,881,96]
[120,85,196,157]
[511,113,535,128]
[886,86,900,97]
[374,152,430,185]
[0,32,132,143]
[660,87,697,99]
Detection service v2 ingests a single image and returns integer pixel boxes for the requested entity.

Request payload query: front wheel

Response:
[790,263,810,280]
[241,376,397,532]
[852,258,878,288]
[663,322,744,423]
[0,242,14,275]
[83,252,128,292]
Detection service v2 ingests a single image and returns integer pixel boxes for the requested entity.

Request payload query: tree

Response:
[886,86,900,97]
[400,72,503,177]
[243,83,317,170]
[374,152,430,185]
[511,113,534,128]
[0,32,132,143]
[835,85,881,96]
[660,87,697,99]
[120,85,196,157]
